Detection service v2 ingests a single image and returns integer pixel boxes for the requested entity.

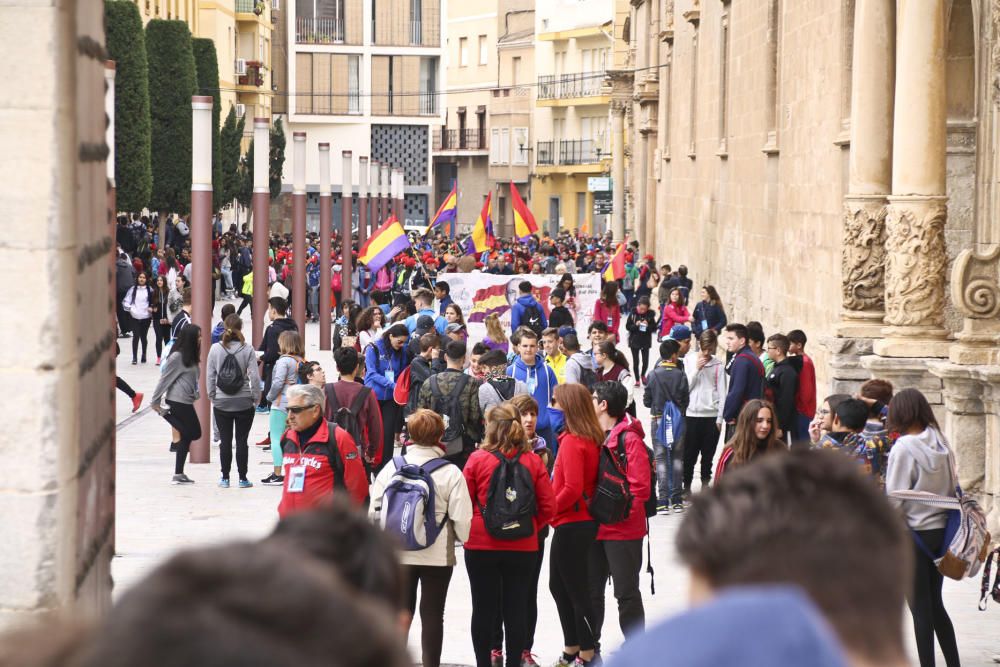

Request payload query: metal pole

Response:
[190,96,214,463]
[292,132,307,341]
[251,117,270,346]
[393,168,405,221]
[318,143,332,350]
[341,151,354,308]
[358,155,369,246]
[380,164,390,223]
[369,160,380,231]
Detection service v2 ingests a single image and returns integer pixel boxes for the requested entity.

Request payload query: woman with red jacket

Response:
[548,384,605,667]
[658,286,692,338]
[593,282,622,343]
[464,403,555,667]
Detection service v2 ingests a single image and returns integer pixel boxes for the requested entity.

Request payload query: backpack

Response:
[588,431,634,525]
[889,432,991,581]
[429,373,469,456]
[380,455,452,550]
[487,377,517,402]
[478,450,537,539]
[392,365,413,406]
[326,386,373,461]
[643,444,658,518]
[657,398,686,450]
[216,344,247,395]
[276,424,347,518]
[570,356,598,390]
[521,304,544,336]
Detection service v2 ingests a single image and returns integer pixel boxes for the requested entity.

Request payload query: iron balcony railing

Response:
[536,139,601,166]
[296,16,345,43]
[536,141,555,165]
[434,128,486,151]
[537,71,606,100]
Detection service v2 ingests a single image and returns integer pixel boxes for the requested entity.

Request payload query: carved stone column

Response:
[949,246,1000,364]
[874,0,949,358]
[929,363,986,494]
[611,100,626,243]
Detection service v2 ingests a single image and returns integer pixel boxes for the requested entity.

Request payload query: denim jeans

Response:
[307,285,319,317]
[221,267,234,291]
[651,417,683,505]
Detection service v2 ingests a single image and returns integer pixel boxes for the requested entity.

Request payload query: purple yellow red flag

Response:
[465,192,495,255]
[358,215,411,273]
[467,283,510,322]
[602,242,626,282]
[510,182,538,240]
[426,185,457,236]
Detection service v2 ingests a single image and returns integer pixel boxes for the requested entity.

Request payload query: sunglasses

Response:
[287,404,317,414]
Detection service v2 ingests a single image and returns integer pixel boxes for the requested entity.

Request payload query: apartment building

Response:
[432,0,495,235]
[279,0,446,230]
[531,0,624,235]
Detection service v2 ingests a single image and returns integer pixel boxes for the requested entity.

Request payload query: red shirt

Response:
[463,448,555,551]
[794,354,817,418]
[659,302,690,337]
[596,416,651,541]
[551,432,600,527]
[593,301,621,342]
[277,420,369,517]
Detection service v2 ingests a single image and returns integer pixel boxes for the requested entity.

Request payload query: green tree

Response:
[219,106,246,207]
[104,1,151,212]
[192,38,223,211]
[145,19,197,215]
[269,117,286,201]
[237,138,254,211]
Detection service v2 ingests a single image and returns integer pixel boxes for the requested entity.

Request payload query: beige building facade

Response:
[638,0,998,531]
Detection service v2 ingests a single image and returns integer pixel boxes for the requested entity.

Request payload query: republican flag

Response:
[467,283,510,322]
[358,215,411,273]
[465,192,495,255]
[510,182,538,241]
[426,185,458,237]
[602,242,626,282]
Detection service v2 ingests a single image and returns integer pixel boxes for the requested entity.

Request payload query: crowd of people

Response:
[103,212,989,667]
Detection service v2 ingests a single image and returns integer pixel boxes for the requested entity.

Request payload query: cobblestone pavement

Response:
[113,302,1000,666]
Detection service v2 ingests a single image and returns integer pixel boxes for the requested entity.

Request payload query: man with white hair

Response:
[276,384,369,517]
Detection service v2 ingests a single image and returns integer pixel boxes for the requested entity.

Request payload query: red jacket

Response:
[277,420,369,517]
[593,300,621,342]
[323,380,384,465]
[659,302,690,337]
[551,432,600,527]
[597,416,651,541]
[794,354,817,419]
[463,448,555,551]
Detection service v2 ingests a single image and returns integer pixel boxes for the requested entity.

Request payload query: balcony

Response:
[536,72,609,106]
[297,17,346,43]
[433,128,487,152]
[535,139,604,172]
[235,0,265,15]
[371,92,439,117]
[536,141,554,165]
[559,139,600,165]
[237,61,265,88]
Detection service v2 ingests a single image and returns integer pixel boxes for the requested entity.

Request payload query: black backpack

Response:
[326,386,373,460]
[479,450,537,539]
[216,345,247,395]
[588,432,634,524]
[429,373,469,456]
[521,304,544,336]
[571,357,598,390]
[643,444,658,517]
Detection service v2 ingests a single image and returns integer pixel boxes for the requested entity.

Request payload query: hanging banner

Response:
[438,272,602,343]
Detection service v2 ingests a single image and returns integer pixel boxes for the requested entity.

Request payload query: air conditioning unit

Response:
[235,103,247,118]
[272,0,280,9]
[236,58,247,76]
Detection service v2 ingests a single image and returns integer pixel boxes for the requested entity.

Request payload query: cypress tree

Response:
[270,118,286,201]
[192,38,223,211]
[146,20,197,216]
[237,138,254,211]
[104,1,152,212]
[219,106,246,207]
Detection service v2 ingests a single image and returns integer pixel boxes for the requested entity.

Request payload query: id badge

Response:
[701,319,709,331]
[607,317,613,327]
[638,322,647,333]
[287,465,306,493]
[385,369,395,383]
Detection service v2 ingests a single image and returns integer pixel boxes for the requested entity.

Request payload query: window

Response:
[512,56,521,85]
[718,4,731,154]
[688,29,699,156]
[479,35,488,65]
[512,127,529,165]
[459,37,468,66]
[500,128,510,164]
[410,0,422,44]
[764,0,780,150]
[348,55,360,113]
[490,128,501,164]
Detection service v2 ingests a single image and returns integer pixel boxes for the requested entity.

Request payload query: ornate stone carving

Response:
[951,245,1000,319]
[841,198,887,312]
[884,197,948,327]
[993,0,1000,105]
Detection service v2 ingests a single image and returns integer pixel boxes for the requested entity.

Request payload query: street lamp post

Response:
[292,132,307,342]
[318,143,332,350]
[341,151,354,308]
[251,117,270,346]
[190,95,214,463]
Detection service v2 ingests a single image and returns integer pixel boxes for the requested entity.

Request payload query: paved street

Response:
[113,304,1000,666]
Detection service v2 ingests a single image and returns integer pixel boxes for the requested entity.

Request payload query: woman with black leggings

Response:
[548,385,604,666]
[886,388,961,667]
[625,296,657,384]
[150,324,202,485]
[152,274,171,365]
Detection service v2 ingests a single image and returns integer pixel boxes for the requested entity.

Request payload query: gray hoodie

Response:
[564,351,596,385]
[886,426,955,530]
[150,352,200,406]
[686,356,726,421]
[206,341,262,412]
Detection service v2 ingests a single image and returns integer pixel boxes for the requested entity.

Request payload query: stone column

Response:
[838,0,894,338]
[874,0,949,358]
[380,164,390,224]
[341,151,354,307]
[393,168,405,221]
[633,118,648,247]
[929,364,986,493]
[251,117,270,346]
[292,132,307,339]
[105,63,116,230]
[190,96,214,463]
[948,246,1000,365]
[359,155,369,245]
[370,159,381,231]
[318,143,332,351]
[611,101,626,242]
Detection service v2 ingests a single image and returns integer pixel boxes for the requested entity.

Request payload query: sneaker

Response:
[169,441,177,452]
[491,650,503,667]
[155,356,161,366]
[521,651,540,667]
[218,478,230,488]
[261,473,284,486]
[238,479,253,488]
[262,445,271,452]
[131,359,137,365]
[255,406,270,414]
[672,501,685,513]
[573,656,602,667]
[256,435,271,447]
[656,503,670,515]
[634,380,640,388]
[554,653,578,667]
[171,474,194,485]
[131,392,143,413]
[141,356,147,364]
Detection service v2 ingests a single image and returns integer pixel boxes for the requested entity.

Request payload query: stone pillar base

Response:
[834,315,885,339]
[950,318,1000,365]
[872,326,950,358]
[819,336,874,394]
[860,354,945,419]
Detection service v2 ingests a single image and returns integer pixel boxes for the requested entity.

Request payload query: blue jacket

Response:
[723,345,766,422]
[364,338,411,401]
[211,321,225,344]
[510,295,547,332]
[438,294,453,315]
[405,308,447,335]
[507,353,558,429]
[692,301,727,336]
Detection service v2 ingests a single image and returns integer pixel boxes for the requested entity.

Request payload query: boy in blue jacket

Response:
[722,323,765,440]
[510,280,547,334]
[506,329,558,450]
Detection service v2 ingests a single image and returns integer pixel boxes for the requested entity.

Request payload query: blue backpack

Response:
[657,399,686,450]
[380,456,452,551]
